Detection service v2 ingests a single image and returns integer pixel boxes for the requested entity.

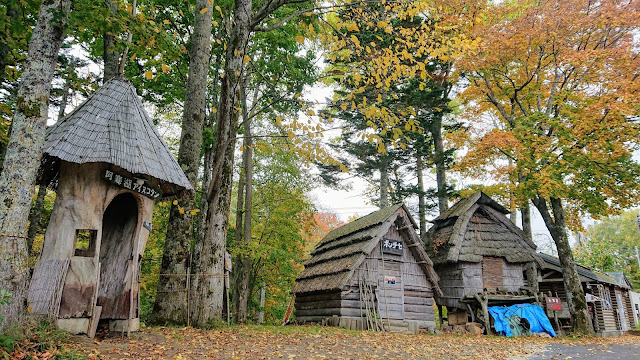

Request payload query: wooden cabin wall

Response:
[294,291,342,323]
[503,261,525,291]
[341,224,436,328]
[624,291,634,329]
[436,262,483,310]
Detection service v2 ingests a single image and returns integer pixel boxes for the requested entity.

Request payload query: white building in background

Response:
[630,291,640,328]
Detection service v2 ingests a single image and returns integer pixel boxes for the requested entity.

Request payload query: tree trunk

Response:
[532,196,592,334]
[431,113,447,214]
[521,201,532,242]
[0,3,19,84]
[103,0,120,81]
[0,0,71,331]
[416,154,427,241]
[151,0,212,325]
[231,152,245,321]
[380,164,390,208]
[26,185,46,256]
[189,0,252,326]
[236,82,253,324]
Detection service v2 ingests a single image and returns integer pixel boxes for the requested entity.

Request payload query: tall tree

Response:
[0,0,72,330]
[151,0,213,325]
[458,0,640,334]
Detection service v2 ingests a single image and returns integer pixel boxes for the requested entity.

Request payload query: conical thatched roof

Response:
[40,78,192,198]
[295,204,442,297]
[426,192,543,266]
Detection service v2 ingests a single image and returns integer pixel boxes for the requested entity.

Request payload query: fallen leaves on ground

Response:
[69,325,640,360]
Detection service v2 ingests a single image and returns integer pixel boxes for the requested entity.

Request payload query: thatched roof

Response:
[539,253,623,287]
[39,78,192,199]
[295,204,442,297]
[426,192,543,266]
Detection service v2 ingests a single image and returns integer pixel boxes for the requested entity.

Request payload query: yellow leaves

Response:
[377,21,388,29]
[306,109,316,116]
[211,107,217,114]
[215,5,223,17]
[163,19,171,25]
[308,23,315,35]
[145,70,153,80]
[161,64,170,73]
[243,55,251,64]
[350,34,361,47]
[295,36,305,44]
[346,22,359,32]
[275,116,283,126]
[200,7,209,14]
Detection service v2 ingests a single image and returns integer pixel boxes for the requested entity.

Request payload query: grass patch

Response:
[0,319,85,359]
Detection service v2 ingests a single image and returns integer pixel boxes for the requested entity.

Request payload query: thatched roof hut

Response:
[28,78,190,337]
[295,204,441,333]
[39,77,192,198]
[425,192,543,315]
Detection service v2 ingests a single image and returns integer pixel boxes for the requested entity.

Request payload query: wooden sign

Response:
[382,239,403,255]
[103,169,162,200]
[224,251,232,272]
[545,297,563,312]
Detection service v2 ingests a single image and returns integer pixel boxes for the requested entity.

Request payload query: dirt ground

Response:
[69,325,640,360]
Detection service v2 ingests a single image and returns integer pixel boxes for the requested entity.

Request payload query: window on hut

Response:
[74,229,97,257]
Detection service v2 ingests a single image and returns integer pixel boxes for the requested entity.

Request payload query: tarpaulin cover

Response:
[488,304,556,337]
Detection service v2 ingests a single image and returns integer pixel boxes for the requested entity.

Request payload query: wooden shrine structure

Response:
[294,204,442,333]
[27,78,192,337]
[425,192,544,333]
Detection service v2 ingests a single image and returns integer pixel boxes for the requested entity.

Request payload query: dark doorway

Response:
[98,193,139,319]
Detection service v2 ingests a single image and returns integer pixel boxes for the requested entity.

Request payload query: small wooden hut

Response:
[425,192,544,329]
[539,254,634,335]
[27,78,192,337]
[294,204,442,333]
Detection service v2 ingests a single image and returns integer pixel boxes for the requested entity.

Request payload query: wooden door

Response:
[377,261,404,320]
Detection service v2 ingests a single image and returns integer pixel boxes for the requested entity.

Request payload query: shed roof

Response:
[39,78,192,199]
[539,253,622,287]
[606,272,633,289]
[426,192,543,266]
[295,204,442,297]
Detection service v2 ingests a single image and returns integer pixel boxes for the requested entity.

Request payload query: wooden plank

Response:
[295,308,341,317]
[88,306,102,338]
[404,297,434,306]
[404,304,432,313]
[27,259,70,316]
[295,292,342,303]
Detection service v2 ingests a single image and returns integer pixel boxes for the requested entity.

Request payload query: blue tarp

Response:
[488,304,556,337]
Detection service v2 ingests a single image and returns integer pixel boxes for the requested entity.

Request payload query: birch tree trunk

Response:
[0,0,71,330]
[151,0,212,325]
[190,0,252,326]
[532,196,592,334]
[235,82,253,324]
[102,0,120,82]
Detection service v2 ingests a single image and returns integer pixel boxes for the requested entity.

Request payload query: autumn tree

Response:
[458,0,640,334]
[0,0,72,330]
[574,210,640,289]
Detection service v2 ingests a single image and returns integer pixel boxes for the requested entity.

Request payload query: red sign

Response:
[545,297,563,312]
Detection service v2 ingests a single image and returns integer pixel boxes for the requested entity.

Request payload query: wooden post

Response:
[225,271,231,325]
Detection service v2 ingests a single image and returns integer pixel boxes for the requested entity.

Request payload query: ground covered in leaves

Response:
[68,325,640,360]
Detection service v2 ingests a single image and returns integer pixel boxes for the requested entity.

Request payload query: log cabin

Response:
[27,78,192,337]
[424,192,544,330]
[539,254,634,335]
[294,204,442,333]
